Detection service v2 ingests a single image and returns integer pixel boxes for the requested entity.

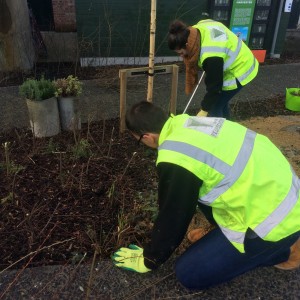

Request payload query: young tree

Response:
[147,0,157,102]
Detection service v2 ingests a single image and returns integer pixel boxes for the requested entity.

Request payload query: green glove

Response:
[112,244,151,273]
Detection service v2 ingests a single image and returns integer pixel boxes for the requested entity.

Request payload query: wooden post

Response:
[119,65,178,133]
[147,0,157,102]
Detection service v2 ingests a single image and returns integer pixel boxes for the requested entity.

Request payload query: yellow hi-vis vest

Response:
[157,115,300,253]
[193,19,259,91]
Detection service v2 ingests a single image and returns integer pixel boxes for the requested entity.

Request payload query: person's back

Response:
[158,114,300,252]
[193,19,258,90]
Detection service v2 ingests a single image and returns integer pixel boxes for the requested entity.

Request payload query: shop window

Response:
[214,0,230,6]
[250,36,264,49]
[213,10,229,21]
[256,0,272,6]
[252,23,266,34]
[254,10,269,21]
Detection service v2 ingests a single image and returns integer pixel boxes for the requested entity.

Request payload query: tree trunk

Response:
[147,0,156,102]
[0,0,35,72]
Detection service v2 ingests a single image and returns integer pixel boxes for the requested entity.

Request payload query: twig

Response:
[119,152,137,181]
[88,131,103,152]
[106,126,114,157]
[79,164,85,196]
[73,123,78,145]
[27,155,36,164]
[3,142,10,176]
[85,248,99,300]
[39,202,61,235]
[86,156,92,174]
[0,237,75,275]
[11,171,18,205]
[86,111,97,140]
[102,119,106,144]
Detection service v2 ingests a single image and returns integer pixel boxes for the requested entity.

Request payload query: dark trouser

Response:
[175,227,300,290]
[208,80,243,119]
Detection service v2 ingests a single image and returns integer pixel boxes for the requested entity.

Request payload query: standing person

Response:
[112,101,300,290]
[168,19,259,119]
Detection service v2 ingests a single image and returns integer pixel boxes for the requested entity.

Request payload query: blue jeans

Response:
[175,227,300,290]
[208,81,243,119]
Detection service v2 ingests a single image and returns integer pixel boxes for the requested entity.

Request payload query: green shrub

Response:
[71,139,91,159]
[19,77,55,101]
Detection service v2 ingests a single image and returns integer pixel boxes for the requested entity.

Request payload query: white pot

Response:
[26,97,60,137]
[57,97,81,131]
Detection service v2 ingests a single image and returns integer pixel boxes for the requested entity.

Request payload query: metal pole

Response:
[270,0,285,58]
[183,71,205,114]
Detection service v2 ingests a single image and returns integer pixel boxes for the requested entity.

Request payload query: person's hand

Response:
[112,244,151,273]
[197,110,208,117]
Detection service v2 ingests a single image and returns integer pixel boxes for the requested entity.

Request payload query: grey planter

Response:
[26,97,60,137]
[57,97,81,131]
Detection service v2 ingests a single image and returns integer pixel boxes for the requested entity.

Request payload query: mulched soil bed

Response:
[1,92,299,271]
[0,119,158,270]
[230,93,300,120]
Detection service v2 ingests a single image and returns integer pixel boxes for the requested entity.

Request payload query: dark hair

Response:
[125,101,168,135]
[168,20,190,50]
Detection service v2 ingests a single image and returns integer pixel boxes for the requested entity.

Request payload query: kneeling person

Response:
[112,101,300,290]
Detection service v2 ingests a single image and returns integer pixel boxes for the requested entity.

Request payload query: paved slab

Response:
[1,63,300,131]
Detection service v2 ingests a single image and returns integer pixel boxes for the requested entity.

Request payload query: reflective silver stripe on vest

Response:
[200,129,256,205]
[254,168,300,238]
[200,39,242,71]
[223,78,237,88]
[223,56,257,87]
[237,56,257,82]
[219,225,245,245]
[158,129,256,205]
[224,39,242,70]
[158,141,231,175]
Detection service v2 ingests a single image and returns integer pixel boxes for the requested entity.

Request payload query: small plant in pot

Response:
[54,75,83,98]
[19,77,60,137]
[54,75,83,131]
[285,87,300,112]
[19,76,56,101]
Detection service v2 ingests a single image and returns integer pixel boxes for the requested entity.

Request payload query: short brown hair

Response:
[125,101,168,135]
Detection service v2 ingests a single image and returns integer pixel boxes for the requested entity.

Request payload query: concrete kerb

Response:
[1,257,299,299]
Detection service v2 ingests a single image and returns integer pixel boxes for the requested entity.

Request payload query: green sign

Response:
[229,0,256,45]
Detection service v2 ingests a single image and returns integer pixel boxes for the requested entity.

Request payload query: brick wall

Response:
[52,0,76,32]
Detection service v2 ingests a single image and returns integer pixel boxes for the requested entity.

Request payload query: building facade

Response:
[27,0,300,65]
